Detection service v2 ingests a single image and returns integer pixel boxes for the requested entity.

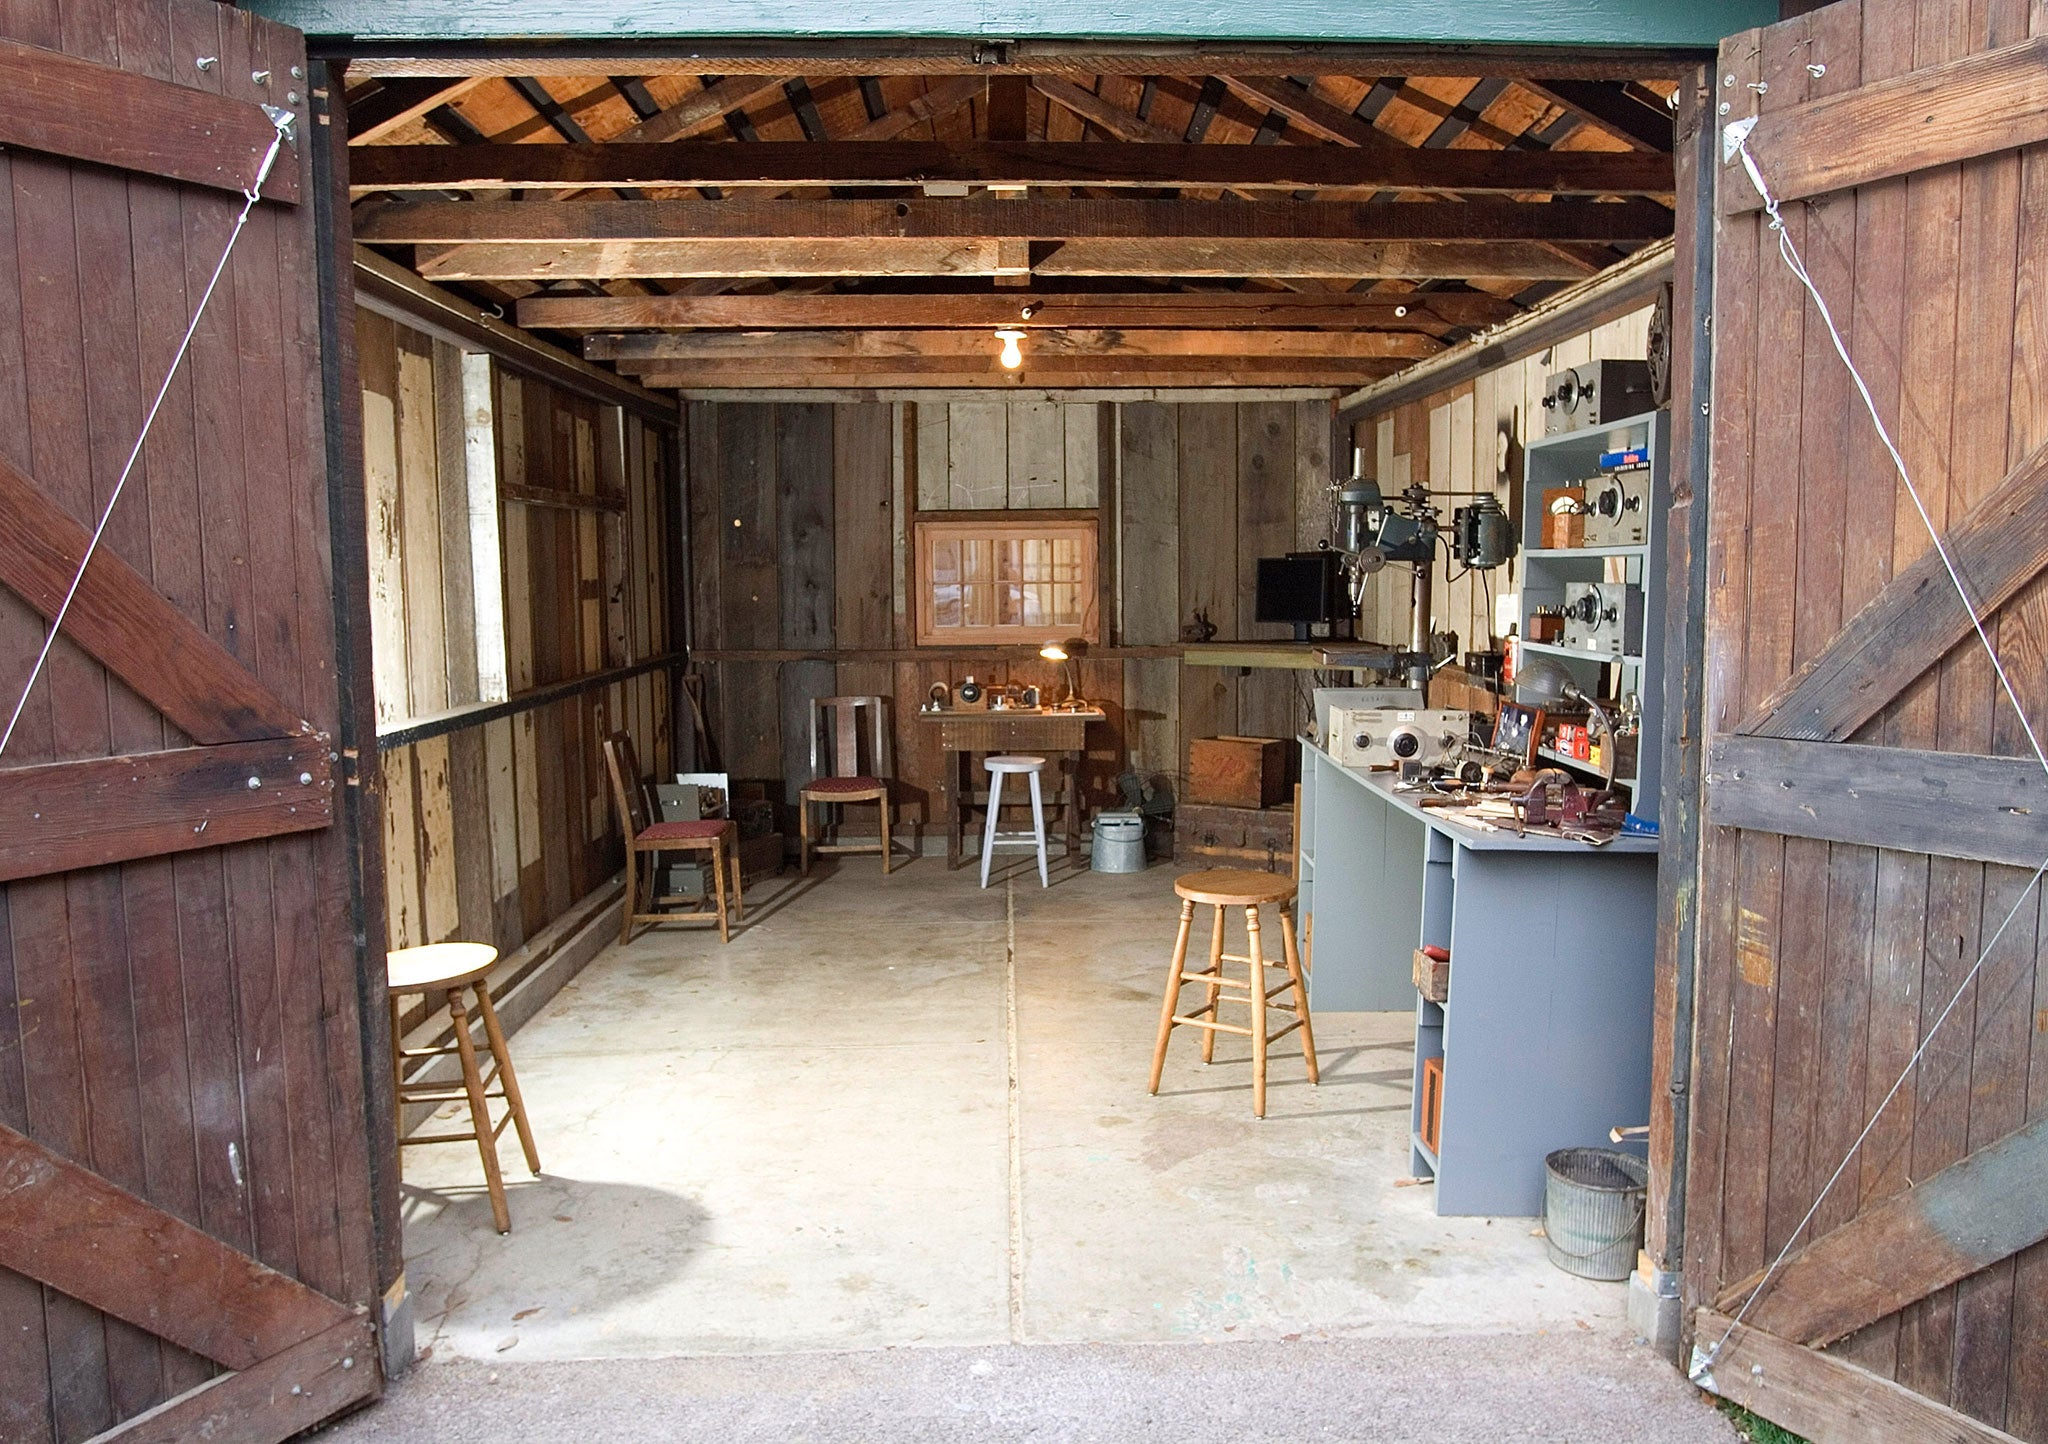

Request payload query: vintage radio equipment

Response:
[1541,360,1655,435]
[1562,581,1645,656]
[1329,707,1470,771]
[1581,470,1649,547]
[1312,686,1423,747]
[954,675,989,712]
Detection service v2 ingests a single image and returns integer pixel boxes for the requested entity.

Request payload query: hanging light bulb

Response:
[994,328,1026,370]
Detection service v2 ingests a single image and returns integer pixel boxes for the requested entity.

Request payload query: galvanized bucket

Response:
[1091,811,1148,873]
[1542,1147,1647,1281]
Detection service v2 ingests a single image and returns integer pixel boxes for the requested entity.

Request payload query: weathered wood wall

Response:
[0,5,380,1439]
[1347,308,1655,658]
[685,397,1332,828]
[358,308,674,957]
[1686,4,2048,1438]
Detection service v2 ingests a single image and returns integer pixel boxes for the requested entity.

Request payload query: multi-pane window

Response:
[912,518,1100,647]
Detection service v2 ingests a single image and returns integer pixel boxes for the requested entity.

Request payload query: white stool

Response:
[980,755,1050,889]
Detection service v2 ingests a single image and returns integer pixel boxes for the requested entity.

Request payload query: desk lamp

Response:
[1039,639,1085,705]
[1513,656,1615,788]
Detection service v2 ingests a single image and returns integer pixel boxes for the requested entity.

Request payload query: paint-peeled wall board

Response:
[434,340,481,707]
[481,716,520,942]
[720,404,780,649]
[1295,397,1331,554]
[1118,401,1179,646]
[913,401,949,512]
[396,330,449,715]
[720,660,783,784]
[501,501,534,690]
[445,724,495,944]
[412,733,459,942]
[1123,655,1179,786]
[534,702,574,920]
[687,401,723,652]
[1007,399,1067,507]
[462,350,509,704]
[1063,403,1100,507]
[777,402,836,649]
[947,400,1008,508]
[1179,404,1239,751]
[360,309,410,725]
[835,402,896,650]
[382,743,421,949]
[578,509,604,671]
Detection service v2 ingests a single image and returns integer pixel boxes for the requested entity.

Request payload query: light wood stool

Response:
[387,942,541,1234]
[1147,869,1318,1118]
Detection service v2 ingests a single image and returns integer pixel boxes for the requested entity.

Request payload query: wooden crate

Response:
[1176,800,1294,872]
[1187,735,1286,809]
[1420,1056,1445,1156]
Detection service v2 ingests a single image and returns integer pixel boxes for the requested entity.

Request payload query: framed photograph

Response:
[1493,702,1543,767]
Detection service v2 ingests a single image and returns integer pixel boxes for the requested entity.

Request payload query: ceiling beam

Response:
[345,76,481,143]
[846,75,983,140]
[348,140,1677,195]
[1031,75,1180,143]
[417,235,1600,281]
[515,289,1518,331]
[625,361,1403,389]
[607,73,792,144]
[330,43,1704,83]
[586,328,1441,360]
[1215,76,1399,150]
[1521,79,1673,152]
[357,196,1675,246]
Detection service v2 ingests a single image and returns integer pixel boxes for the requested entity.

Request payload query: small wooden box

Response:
[1540,486,1586,549]
[1420,1056,1445,1155]
[1188,735,1286,809]
[1412,946,1450,1003]
[1176,801,1294,872]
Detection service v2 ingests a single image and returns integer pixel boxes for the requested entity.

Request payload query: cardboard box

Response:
[1188,735,1286,809]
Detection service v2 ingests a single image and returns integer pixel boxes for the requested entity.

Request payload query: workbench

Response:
[922,707,1105,870]
[1296,740,1659,1215]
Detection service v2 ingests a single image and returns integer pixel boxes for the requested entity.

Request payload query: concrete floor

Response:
[368,852,1730,1438]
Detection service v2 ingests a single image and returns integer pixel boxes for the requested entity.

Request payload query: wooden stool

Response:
[980,754,1050,889]
[387,943,541,1234]
[1147,869,1318,1118]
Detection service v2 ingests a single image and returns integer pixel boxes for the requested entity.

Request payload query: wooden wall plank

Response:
[835,402,896,651]
[946,400,1007,508]
[913,400,949,512]
[1177,404,1238,757]
[1006,399,1066,507]
[719,403,780,649]
[776,403,835,650]
[1062,403,1100,507]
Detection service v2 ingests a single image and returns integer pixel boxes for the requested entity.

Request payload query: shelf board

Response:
[1518,639,1641,664]
[1410,1131,1441,1173]
[1522,545,1649,559]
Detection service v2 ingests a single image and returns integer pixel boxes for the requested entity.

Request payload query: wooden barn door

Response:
[1686,3,2048,1440]
[0,3,384,1441]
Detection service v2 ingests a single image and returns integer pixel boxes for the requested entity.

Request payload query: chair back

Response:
[811,696,890,781]
[601,732,653,843]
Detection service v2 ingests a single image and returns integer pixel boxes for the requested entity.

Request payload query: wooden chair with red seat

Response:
[601,731,742,944]
[800,695,895,876]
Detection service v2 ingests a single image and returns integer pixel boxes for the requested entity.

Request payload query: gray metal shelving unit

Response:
[1518,408,1670,822]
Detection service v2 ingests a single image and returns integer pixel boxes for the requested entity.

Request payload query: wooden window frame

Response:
[911,515,1102,649]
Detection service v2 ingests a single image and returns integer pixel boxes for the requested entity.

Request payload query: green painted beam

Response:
[247,1,1772,49]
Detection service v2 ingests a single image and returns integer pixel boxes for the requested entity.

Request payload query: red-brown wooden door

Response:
[0,3,384,1440]
[1684,3,2048,1440]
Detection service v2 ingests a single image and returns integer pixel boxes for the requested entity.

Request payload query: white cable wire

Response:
[1693,130,2048,1380]
[0,116,292,759]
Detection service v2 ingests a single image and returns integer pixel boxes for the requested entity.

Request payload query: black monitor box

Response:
[1255,552,1343,636]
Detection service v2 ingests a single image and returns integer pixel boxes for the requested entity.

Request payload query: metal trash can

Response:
[1542,1147,1647,1281]
[1091,811,1148,873]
